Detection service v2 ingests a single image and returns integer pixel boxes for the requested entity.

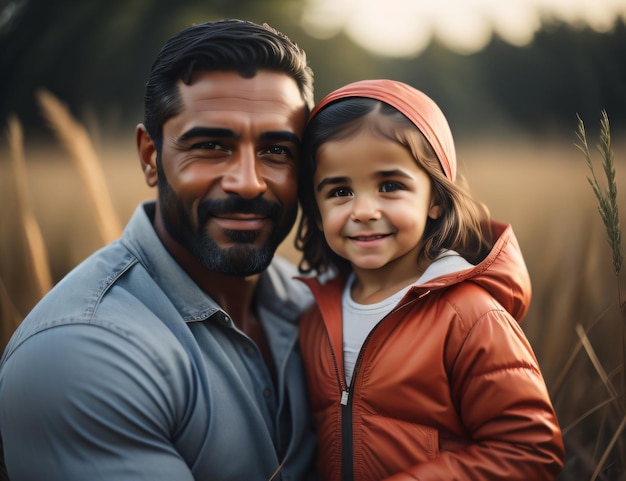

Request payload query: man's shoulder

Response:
[3,241,158,355]
[0,249,197,402]
[38,240,139,312]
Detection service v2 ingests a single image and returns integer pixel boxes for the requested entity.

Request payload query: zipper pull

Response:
[340,390,349,405]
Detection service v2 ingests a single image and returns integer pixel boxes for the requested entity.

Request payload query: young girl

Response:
[295,79,564,481]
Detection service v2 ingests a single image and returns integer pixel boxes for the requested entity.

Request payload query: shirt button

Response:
[244,346,254,356]
[263,388,271,398]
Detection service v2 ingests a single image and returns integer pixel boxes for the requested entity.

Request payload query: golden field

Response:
[1,125,625,479]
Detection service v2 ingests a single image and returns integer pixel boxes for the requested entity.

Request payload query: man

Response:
[0,19,315,480]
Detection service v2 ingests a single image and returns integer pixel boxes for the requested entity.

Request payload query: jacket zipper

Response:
[327,292,425,481]
[340,396,353,481]
[332,312,392,481]
[324,328,352,481]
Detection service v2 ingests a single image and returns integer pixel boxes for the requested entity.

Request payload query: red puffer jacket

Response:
[298,221,564,481]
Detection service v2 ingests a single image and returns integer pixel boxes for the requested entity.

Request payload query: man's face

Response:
[154,70,306,276]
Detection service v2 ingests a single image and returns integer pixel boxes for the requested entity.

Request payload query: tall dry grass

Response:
[0,91,625,479]
[0,116,53,344]
[36,88,123,245]
[6,116,52,297]
[564,111,625,480]
[0,90,125,347]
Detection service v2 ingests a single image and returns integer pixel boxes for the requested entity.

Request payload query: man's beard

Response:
[157,161,296,276]
[186,226,276,276]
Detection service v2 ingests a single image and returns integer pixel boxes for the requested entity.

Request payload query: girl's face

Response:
[313,126,441,274]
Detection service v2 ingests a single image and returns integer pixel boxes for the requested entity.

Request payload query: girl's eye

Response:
[329,187,353,198]
[380,181,403,193]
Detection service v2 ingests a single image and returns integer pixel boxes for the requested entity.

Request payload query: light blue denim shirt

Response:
[0,202,315,481]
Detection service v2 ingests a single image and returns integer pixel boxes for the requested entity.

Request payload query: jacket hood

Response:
[298,220,532,322]
[420,220,532,321]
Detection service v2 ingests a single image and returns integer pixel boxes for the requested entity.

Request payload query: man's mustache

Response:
[197,196,283,224]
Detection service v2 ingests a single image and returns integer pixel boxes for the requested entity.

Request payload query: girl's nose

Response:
[350,194,381,222]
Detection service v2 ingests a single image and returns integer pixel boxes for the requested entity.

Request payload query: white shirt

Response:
[341,250,474,386]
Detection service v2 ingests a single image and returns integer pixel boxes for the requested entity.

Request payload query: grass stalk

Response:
[575,111,623,279]
[576,323,621,404]
[551,308,607,396]
[590,413,626,481]
[576,110,625,479]
[0,277,23,351]
[36,88,122,244]
[6,115,52,297]
[561,396,618,436]
[576,113,624,388]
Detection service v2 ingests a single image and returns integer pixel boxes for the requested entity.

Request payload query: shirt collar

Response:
[121,201,309,325]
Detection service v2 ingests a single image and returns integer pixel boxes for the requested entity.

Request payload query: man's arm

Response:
[0,323,196,481]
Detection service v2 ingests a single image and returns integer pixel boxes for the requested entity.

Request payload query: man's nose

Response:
[221,147,267,199]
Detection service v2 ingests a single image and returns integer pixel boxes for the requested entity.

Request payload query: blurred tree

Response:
[476,21,626,135]
[309,21,626,137]
[0,0,304,137]
[1,0,625,140]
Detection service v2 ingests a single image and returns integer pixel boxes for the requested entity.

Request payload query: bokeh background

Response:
[1,0,626,479]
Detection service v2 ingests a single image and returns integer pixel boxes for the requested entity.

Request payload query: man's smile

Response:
[211,213,268,231]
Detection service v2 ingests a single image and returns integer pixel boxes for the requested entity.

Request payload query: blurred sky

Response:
[301,0,626,56]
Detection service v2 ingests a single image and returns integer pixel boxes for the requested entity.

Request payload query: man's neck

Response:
[152,212,277,376]
[152,208,261,327]
[199,270,259,327]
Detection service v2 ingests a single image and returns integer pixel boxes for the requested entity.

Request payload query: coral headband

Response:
[309,79,457,181]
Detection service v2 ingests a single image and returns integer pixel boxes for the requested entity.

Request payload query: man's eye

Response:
[191,141,220,150]
[264,145,292,156]
[380,181,403,192]
[329,187,352,198]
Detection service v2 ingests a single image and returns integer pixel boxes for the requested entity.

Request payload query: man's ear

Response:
[136,124,158,187]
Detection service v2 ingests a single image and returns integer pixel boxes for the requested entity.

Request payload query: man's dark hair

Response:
[143,19,314,141]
